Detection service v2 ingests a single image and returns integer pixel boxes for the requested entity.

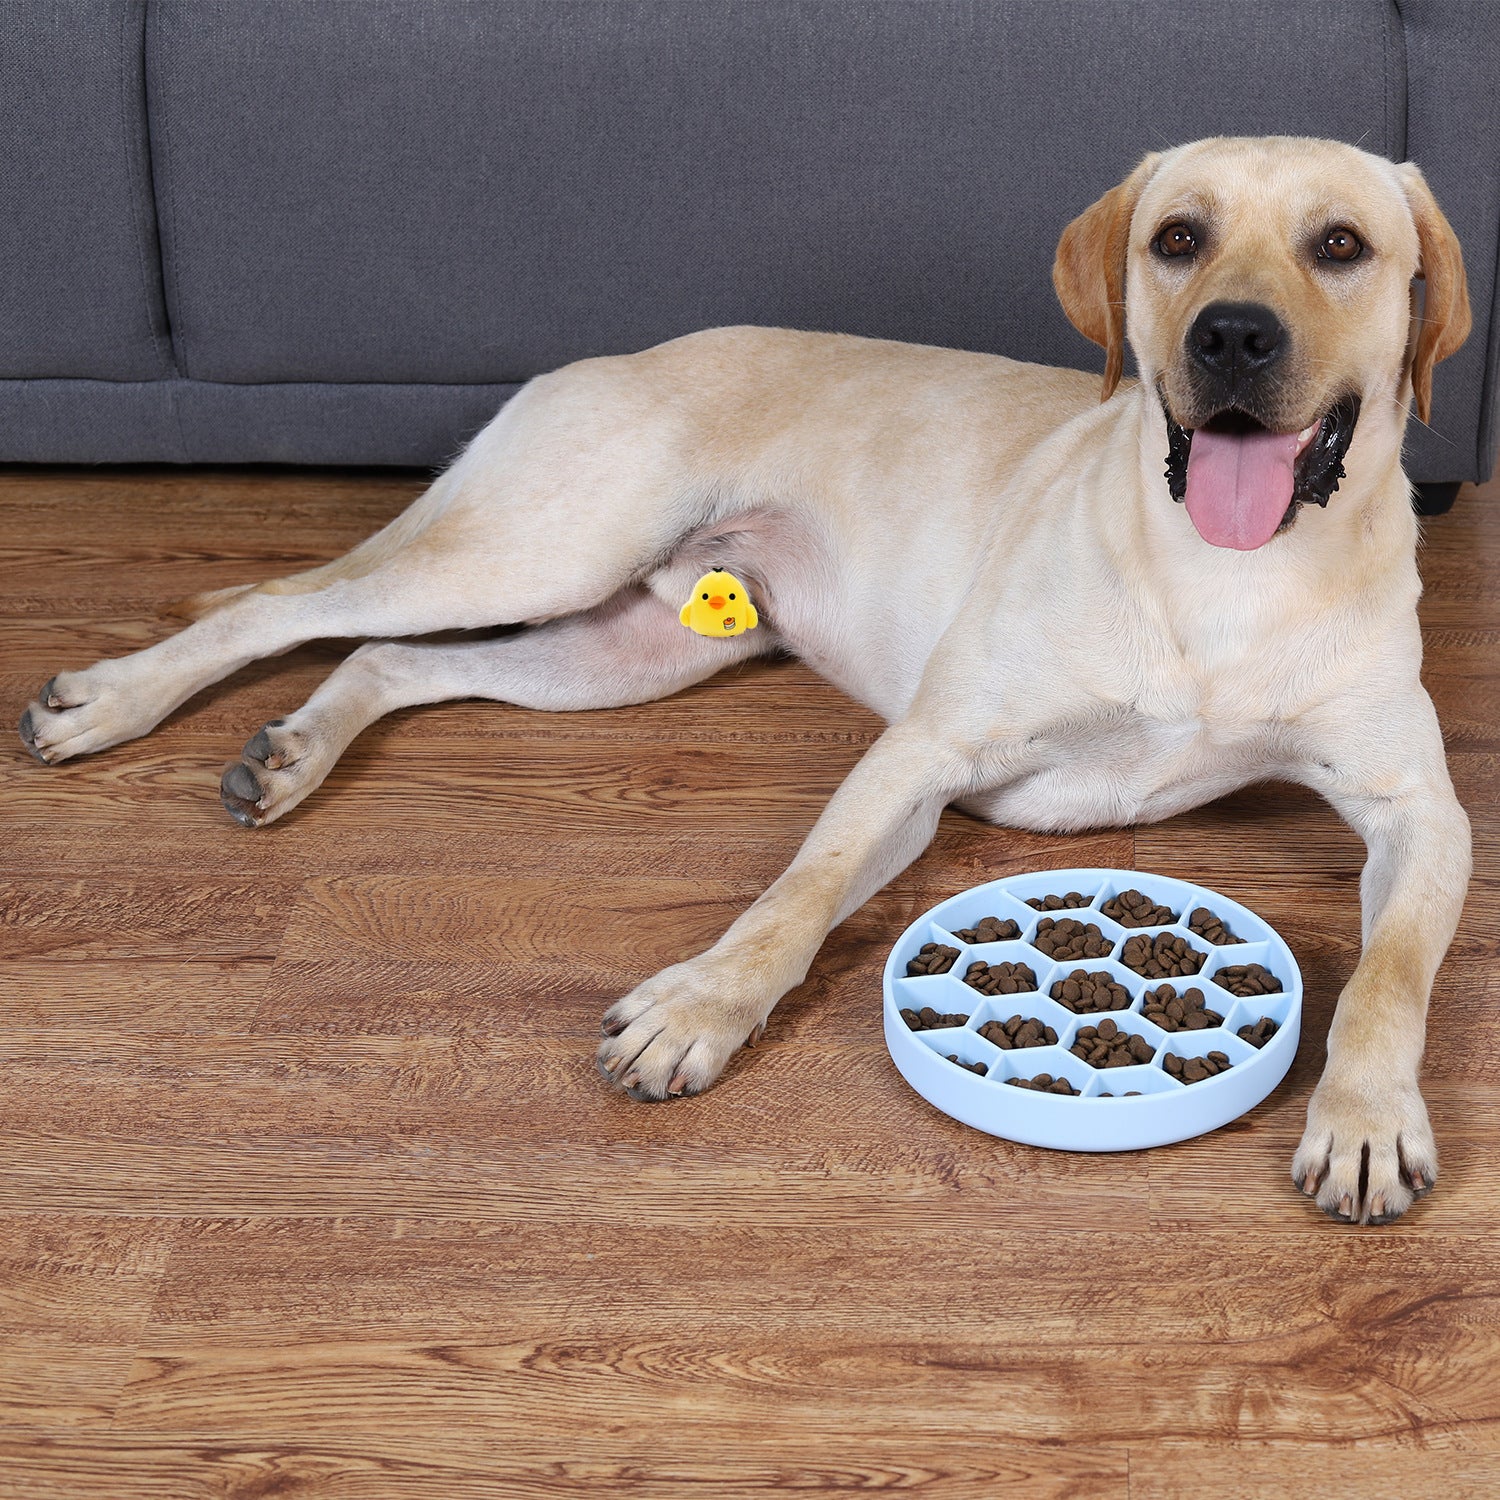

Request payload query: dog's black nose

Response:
[1188,302,1286,381]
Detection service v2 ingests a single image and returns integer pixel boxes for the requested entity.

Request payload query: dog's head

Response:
[1053,137,1470,549]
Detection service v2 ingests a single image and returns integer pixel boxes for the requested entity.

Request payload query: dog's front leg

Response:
[597,719,978,1100]
[1292,691,1471,1223]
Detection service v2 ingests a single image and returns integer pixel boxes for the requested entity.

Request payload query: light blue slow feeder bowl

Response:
[883,868,1302,1151]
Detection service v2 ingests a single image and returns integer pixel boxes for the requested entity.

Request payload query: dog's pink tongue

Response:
[1184,425,1301,550]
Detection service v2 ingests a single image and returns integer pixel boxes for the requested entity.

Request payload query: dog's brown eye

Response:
[1319,227,1363,263]
[1156,223,1197,258]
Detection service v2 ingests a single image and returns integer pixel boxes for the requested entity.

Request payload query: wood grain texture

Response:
[1,463,1498,1497]
[0,1431,1128,1500]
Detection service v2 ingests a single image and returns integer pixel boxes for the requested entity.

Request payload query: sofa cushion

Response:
[147,0,1401,387]
[0,0,172,380]
[1397,0,1500,487]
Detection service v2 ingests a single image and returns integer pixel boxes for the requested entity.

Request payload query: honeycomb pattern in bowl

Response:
[883,868,1302,1151]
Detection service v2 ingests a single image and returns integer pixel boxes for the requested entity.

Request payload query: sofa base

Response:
[1414,481,1463,516]
[0,378,520,467]
[0,376,1483,490]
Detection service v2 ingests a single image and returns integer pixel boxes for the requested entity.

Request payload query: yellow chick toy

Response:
[679,568,759,638]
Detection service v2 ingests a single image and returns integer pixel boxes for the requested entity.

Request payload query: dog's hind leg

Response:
[19,365,722,766]
[219,586,769,826]
[18,515,627,766]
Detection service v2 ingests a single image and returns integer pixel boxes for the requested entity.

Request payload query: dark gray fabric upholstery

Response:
[1398,0,1500,483]
[0,0,171,379]
[148,0,1399,384]
[0,378,516,465]
[1,0,1496,483]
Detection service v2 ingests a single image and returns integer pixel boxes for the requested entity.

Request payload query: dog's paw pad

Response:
[220,720,329,828]
[243,718,299,772]
[18,708,47,763]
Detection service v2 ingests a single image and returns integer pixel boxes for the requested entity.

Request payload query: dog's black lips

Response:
[1161,393,1362,534]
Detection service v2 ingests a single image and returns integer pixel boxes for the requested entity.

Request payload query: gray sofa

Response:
[4,0,1497,503]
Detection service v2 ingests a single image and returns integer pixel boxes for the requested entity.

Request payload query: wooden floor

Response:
[2,463,1498,1499]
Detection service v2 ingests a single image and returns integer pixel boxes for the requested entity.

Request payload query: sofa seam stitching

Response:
[1382,0,1391,159]
[118,0,172,385]
[1390,0,1409,161]
[148,0,191,390]
[1476,199,1500,482]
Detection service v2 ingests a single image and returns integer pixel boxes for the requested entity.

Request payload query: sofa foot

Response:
[1414,482,1462,516]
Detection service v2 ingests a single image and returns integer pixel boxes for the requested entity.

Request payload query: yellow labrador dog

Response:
[20,137,1471,1225]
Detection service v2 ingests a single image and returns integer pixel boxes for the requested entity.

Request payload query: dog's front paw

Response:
[1292,1076,1437,1225]
[596,961,767,1101]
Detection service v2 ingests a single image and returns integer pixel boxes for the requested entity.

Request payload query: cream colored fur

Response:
[20,137,1472,1225]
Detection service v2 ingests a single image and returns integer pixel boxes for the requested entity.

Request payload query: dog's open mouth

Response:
[1162,395,1361,550]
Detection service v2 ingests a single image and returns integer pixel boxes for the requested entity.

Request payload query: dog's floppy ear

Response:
[1397,162,1471,425]
[1053,153,1161,402]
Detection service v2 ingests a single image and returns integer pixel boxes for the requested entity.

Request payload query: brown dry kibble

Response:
[1163,1048,1233,1084]
[952,915,1021,944]
[1070,1017,1155,1069]
[1119,930,1206,979]
[900,1005,969,1031]
[945,1054,989,1076]
[1140,982,1224,1032]
[1025,891,1092,911]
[962,959,1038,997]
[1211,963,1282,998]
[977,1014,1058,1051]
[1187,906,1245,946]
[1098,1091,1144,1097]
[1237,1016,1279,1048]
[1100,888,1177,928]
[906,941,961,976]
[1048,967,1131,1013]
[1005,1071,1080,1095]
[1032,916,1114,961]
